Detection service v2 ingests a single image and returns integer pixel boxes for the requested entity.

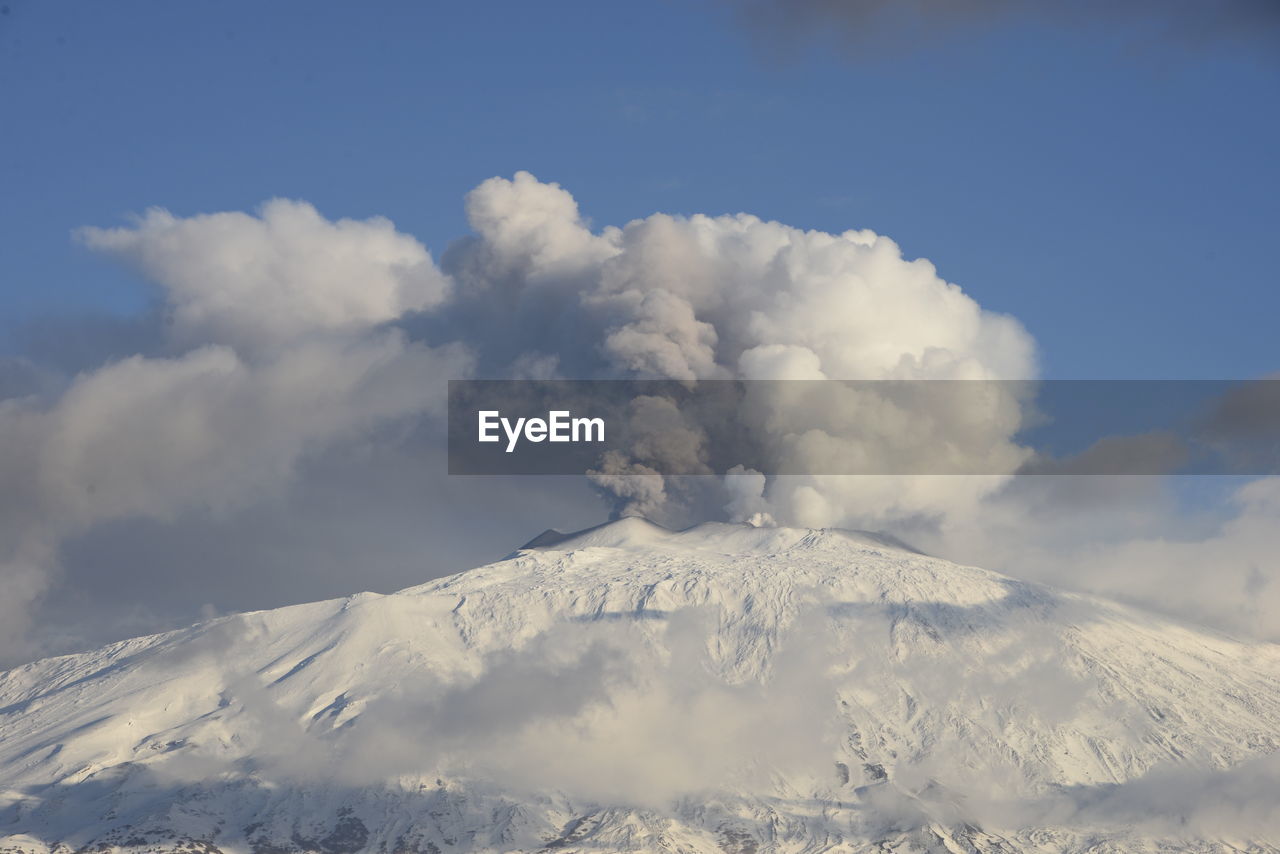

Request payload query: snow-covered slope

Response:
[2,518,1279,853]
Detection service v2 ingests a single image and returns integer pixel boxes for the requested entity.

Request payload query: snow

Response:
[1,519,1278,853]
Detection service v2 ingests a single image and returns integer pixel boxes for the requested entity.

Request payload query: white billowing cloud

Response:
[160,608,838,809]
[910,474,1280,641]
[459,612,836,807]
[39,335,466,530]
[449,173,1035,385]
[443,172,1037,528]
[1050,477,1280,640]
[591,212,1034,382]
[0,202,470,664]
[78,200,450,352]
[461,171,616,283]
[738,344,826,380]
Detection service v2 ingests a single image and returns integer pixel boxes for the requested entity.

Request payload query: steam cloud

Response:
[436,171,1036,524]
[0,201,471,660]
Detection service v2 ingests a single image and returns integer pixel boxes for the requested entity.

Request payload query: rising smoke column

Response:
[436,171,1038,525]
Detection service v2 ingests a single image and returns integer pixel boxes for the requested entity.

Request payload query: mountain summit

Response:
[2,519,1278,853]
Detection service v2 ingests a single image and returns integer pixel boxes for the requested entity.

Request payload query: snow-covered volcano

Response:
[2,518,1279,853]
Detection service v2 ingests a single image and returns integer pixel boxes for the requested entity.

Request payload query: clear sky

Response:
[2,1,1277,379]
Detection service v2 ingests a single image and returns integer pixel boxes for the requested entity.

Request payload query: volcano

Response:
[2,518,1278,853]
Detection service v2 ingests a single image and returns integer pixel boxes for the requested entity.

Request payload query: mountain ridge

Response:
[519,517,927,557]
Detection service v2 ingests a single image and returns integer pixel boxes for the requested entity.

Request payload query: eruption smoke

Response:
[435,172,1037,523]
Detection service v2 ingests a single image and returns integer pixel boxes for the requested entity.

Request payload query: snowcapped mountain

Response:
[2,518,1279,853]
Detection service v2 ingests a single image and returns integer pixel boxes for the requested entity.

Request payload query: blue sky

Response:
[2,0,1277,379]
